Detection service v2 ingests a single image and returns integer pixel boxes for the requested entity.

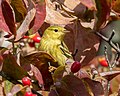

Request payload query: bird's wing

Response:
[59,41,72,58]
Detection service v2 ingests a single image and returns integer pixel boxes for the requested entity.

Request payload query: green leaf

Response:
[4,80,13,95]
[53,66,66,82]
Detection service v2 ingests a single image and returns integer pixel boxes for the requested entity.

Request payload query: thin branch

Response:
[96,30,120,53]
[104,46,111,69]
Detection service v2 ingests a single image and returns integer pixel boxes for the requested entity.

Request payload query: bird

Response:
[38,26,73,66]
[97,20,120,60]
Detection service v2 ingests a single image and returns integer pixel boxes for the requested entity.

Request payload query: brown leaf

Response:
[2,50,28,80]
[61,0,87,18]
[94,0,111,30]
[80,0,97,10]
[10,0,27,22]
[30,1,46,33]
[21,51,58,90]
[65,20,99,66]
[15,0,36,41]
[10,84,27,95]
[112,0,120,14]
[49,86,74,96]
[84,78,104,96]
[110,74,120,94]
[76,69,90,79]
[45,0,75,25]
[1,0,16,36]
[57,75,104,96]
[56,75,91,96]
[100,71,120,81]
[30,64,44,89]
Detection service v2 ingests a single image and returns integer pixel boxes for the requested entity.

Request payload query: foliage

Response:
[0,0,120,96]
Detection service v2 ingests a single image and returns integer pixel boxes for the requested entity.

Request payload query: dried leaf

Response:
[112,0,120,14]
[10,0,27,22]
[21,51,58,90]
[62,0,87,18]
[80,0,97,10]
[30,64,44,88]
[94,0,111,30]
[77,69,90,79]
[100,71,120,81]
[65,20,99,66]
[1,0,16,36]
[30,1,46,33]
[0,7,10,33]
[110,74,120,94]
[57,75,91,96]
[56,75,104,96]
[15,0,36,41]
[83,78,104,96]
[49,86,74,96]
[45,0,75,25]
[2,50,28,80]
[11,84,26,95]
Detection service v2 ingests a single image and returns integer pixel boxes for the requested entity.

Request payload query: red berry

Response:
[24,92,33,96]
[32,94,37,96]
[98,57,109,67]
[71,61,81,73]
[23,36,29,39]
[32,35,41,43]
[22,77,31,86]
[28,42,35,47]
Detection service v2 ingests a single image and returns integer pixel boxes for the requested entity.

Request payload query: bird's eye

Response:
[54,29,58,32]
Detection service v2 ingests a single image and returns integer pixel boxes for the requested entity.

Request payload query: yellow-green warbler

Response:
[38,26,73,66]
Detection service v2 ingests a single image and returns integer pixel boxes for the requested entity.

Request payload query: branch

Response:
[96,30,120,53]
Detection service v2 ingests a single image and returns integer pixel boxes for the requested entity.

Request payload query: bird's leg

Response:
[48,62,57,74]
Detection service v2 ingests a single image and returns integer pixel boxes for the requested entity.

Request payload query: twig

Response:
[96,30,120,96]
[104,46,112,70]
[104,46,111,96]
[96,30,120,53]
[72,49,78,59]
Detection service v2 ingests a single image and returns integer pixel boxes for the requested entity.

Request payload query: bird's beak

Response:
[63,30,70,33]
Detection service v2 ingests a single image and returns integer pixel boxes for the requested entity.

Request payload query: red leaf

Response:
[94,0,111,30]
[30,2,46,33]
[1,0,16,36]
[30,64,44,89]
[0,7,10,33]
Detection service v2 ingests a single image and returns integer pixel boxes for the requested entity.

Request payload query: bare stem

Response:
[96,30,120,96]
[12,41,16,55]
[96,30,120,53]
